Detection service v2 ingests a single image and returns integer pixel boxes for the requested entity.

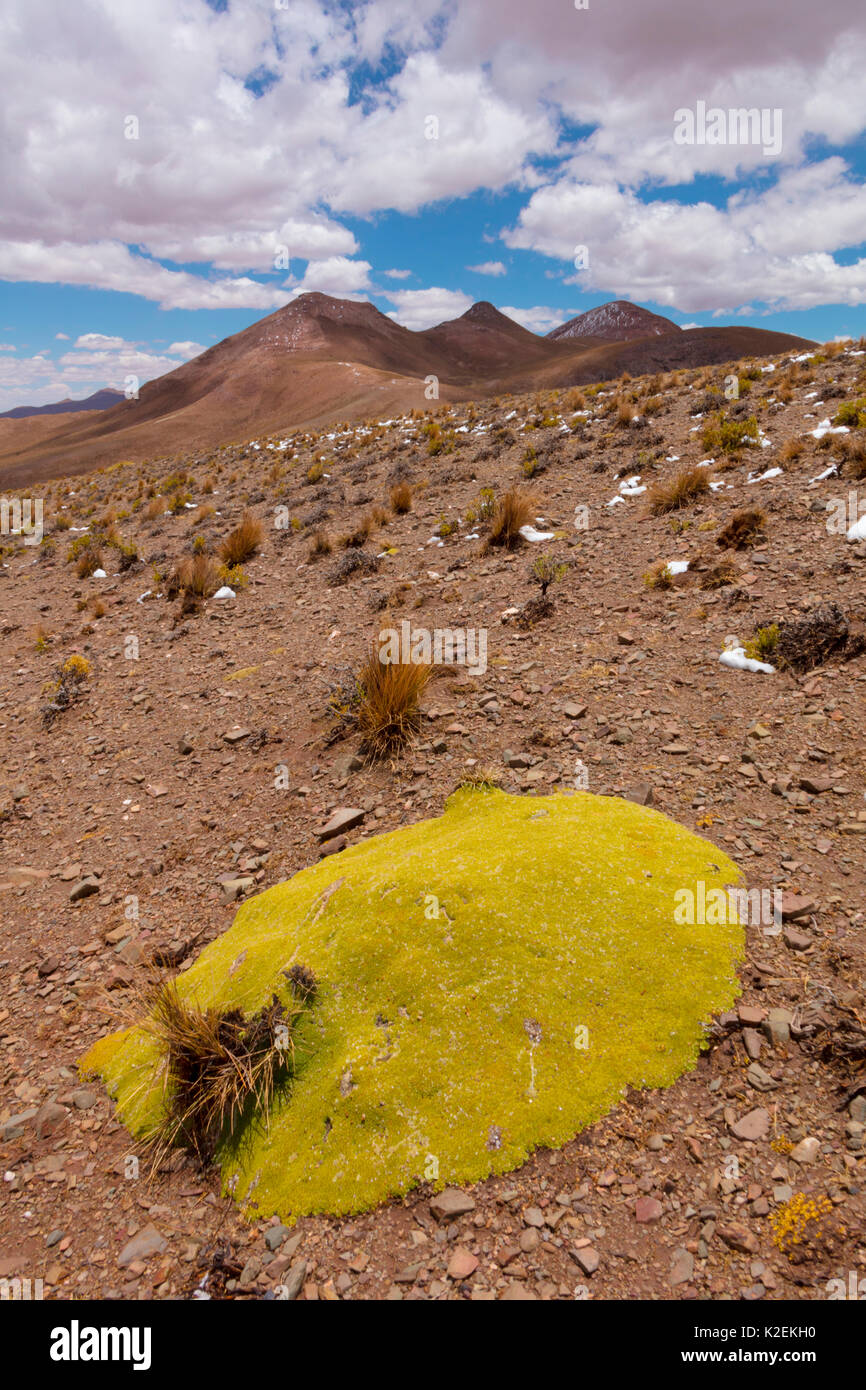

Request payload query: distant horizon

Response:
[0,291,823,417]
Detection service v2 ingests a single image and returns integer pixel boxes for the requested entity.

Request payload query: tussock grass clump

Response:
[840,438,866,480]
[390,482,412,514]
[75,546,103,579]
[355,645,431,758]
[486,488,534,550]
[780,436,805,462]
[144,496,167,521]
[219,512,263,566]
[166,554,220,612]
[717,506,766,550]
[744,623,780,664]
[833,398,866,428]
[308,529,332,560]
[643,560,675,590]
[648,464,712,515]
[142,980,311,1166]
[702,412,759,455]
[699,556,740,589]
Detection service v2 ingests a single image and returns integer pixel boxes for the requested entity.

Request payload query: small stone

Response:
[573,1246,600,1276]
[717,1223,759,1255]
[265,1224,291,1251]
[624,783,653,806]
[563,702,587,720]
[447,1247,479,1280]
[222,727,251,743]
[45,1229,64,1248]
[69,877,99,902]
[781,893,816,921]
[316,806,365,842]
[278,1260,307,1300]
[783,926,811,951]
[522,1206,544,1228]
[118,1224,167,1267]
[669,1248,694,1286]
[764,1009,792,1048]
[790,1137,820,1165]
[743,1028,763,1060]
[430,1188,476,1222]
[730,1107,770,1142]
[635,1196,663,1223]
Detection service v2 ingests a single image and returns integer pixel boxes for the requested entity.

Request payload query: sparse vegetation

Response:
[717,506,766,550]
[353,644,430,757]
[486,488,534,549]
[219,512,263,565]
[648,465,712,515]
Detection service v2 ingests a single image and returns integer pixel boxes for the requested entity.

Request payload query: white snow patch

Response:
[520,524,555,542]
[747,467,783,484]
[213,585,236,599]
[810,418,849,439]
[847,515,866,542]
[719,647,775,675]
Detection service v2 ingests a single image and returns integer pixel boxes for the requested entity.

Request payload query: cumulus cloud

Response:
[0,0,864,318]
[383,269,412,279]
[289,257,372,297]
[385,287,474,330]
[505,163,866,312]
[499,305,565,334]
[467,261,506,276]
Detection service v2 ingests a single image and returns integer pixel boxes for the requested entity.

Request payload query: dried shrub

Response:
[648,465,712,515]
[354,645,431,758]
[486,488,534,550]
[219,512,263,566]
[716,507,766,550]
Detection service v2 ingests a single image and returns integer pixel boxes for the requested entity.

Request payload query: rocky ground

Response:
[0,344,864,1301]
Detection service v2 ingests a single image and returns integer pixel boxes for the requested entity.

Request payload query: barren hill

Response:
[0,294,814,488]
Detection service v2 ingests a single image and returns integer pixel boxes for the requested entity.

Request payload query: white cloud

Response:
[166,341,206,358]
[0,343,15,351]
[0,240,288,311]
[384,287,474,330]
[0,0,863,319]
[55,331,69,340]
[289,257,372,297]
[505,164,866,312]
[500,305,565,334]
[75,333,126,350]
[383,268,412,279]
[467,261,506,276]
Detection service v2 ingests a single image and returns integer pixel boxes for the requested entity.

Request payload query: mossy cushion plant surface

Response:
[82,787,744,1219]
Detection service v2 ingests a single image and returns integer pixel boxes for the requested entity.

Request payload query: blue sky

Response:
[1,0,865,410]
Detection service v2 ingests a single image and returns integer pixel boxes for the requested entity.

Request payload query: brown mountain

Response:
[549,300,680,341]
[0,387,125,420]
[0,294,815,488]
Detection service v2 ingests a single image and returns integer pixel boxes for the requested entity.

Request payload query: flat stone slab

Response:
[316,807,365,842]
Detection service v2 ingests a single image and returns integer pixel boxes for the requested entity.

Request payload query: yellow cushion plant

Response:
[82,787,744,1219]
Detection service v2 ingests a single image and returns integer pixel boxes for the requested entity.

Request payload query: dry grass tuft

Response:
[219,512,263,566]
[355,645,431,757]
[699,556,740,589]
[716,506,766,550]
[390,481,413,514]
[486,488,535,550]
[308,529,332,560]
[141,980,310,1166]
[648,465,712,515]
[166,553,220,610]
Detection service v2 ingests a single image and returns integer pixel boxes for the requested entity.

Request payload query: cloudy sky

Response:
[1,0,865,410]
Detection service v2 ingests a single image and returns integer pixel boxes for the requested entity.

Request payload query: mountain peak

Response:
[548,300,681,343]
